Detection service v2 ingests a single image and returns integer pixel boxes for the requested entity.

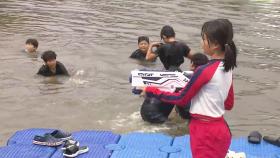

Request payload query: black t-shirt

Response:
[37,61,69,77]
[156,41,190,70]
[130,49,146,61]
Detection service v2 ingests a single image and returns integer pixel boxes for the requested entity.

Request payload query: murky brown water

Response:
[0,0,280,145]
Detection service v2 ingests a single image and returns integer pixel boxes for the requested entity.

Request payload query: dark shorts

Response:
[140,97,190,123]
[140,97,174,124]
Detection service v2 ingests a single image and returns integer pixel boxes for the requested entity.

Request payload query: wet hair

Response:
[191,53,209,68]
[41,50,57,62]
[138,36,149,44]
[160,25,175,39]
[201,19,237,72]
[25,38,39,48]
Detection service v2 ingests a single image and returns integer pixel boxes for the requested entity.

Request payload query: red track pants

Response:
[189,114,231,158]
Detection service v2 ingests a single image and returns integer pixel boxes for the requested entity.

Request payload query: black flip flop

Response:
[248,131,262,144]
[63,145,89,157]
[263,136,280,147]
[33,134,64,146]
[48,130,72,140]
[61,139,79,151]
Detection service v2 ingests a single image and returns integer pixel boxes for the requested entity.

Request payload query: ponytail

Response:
[224,41,237,72]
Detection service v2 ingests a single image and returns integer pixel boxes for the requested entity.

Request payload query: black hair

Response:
[41,50,57,62]
[160,25,175,39]
[25,38,39,48]
[201,19,237,72]
[138,36,149,44]
[191,53,209,68]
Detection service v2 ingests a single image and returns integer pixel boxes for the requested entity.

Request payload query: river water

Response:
[0,0,279,145]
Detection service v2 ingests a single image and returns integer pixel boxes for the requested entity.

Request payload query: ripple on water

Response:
[110,111,188,136]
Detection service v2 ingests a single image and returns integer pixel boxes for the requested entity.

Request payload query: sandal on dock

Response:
[63,144,89,157]
[33,134,64,146]
[248,131,262,144]
[263,136,280,147]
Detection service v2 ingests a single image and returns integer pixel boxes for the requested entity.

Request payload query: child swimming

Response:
[130,36,153,61]
[37,50,69,77]
[25,38,39,54]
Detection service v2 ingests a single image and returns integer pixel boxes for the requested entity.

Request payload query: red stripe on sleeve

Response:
[224,82,234,110]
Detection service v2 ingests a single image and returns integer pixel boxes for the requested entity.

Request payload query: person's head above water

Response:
[160,25,175,43]
[201,18,237,72]
[138,36,149,44]
[41,50,57,69]
[190,53,209,71]
[138,36,149,53]
[25,38,38,53]
[41,50,56,62]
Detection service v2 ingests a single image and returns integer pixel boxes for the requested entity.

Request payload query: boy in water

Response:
[130,36,154,61]
[189,53,209,71]
[141,25,192,123]
[25,38,39,54]
[37,50,69,76]
[176,53,209,119]
[146,25,191,71]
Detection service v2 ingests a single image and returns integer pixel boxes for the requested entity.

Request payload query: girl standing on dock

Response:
[141,19,237,158]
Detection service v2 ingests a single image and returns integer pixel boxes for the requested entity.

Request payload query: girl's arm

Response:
[144,61,221,107]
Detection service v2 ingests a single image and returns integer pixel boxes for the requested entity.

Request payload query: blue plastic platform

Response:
[71,130,120,144]
[169,136,192,158]
[109,133,173,158]
[229,137,280,158]
[1,128,279,158]
[51,131,120,158]
[0,144,56,158]
[7,128,55,146]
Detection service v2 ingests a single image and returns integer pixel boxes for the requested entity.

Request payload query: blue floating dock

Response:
[0,144,56,158]
[51,131,120,158]
[169,136,192,158]
[109,133,173,158]
[1,128,279,158]
[229,137,280,158]
[7,128,55,146]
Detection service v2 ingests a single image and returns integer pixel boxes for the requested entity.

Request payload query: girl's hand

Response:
[140,87,146,97]
[135,86,146,97]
